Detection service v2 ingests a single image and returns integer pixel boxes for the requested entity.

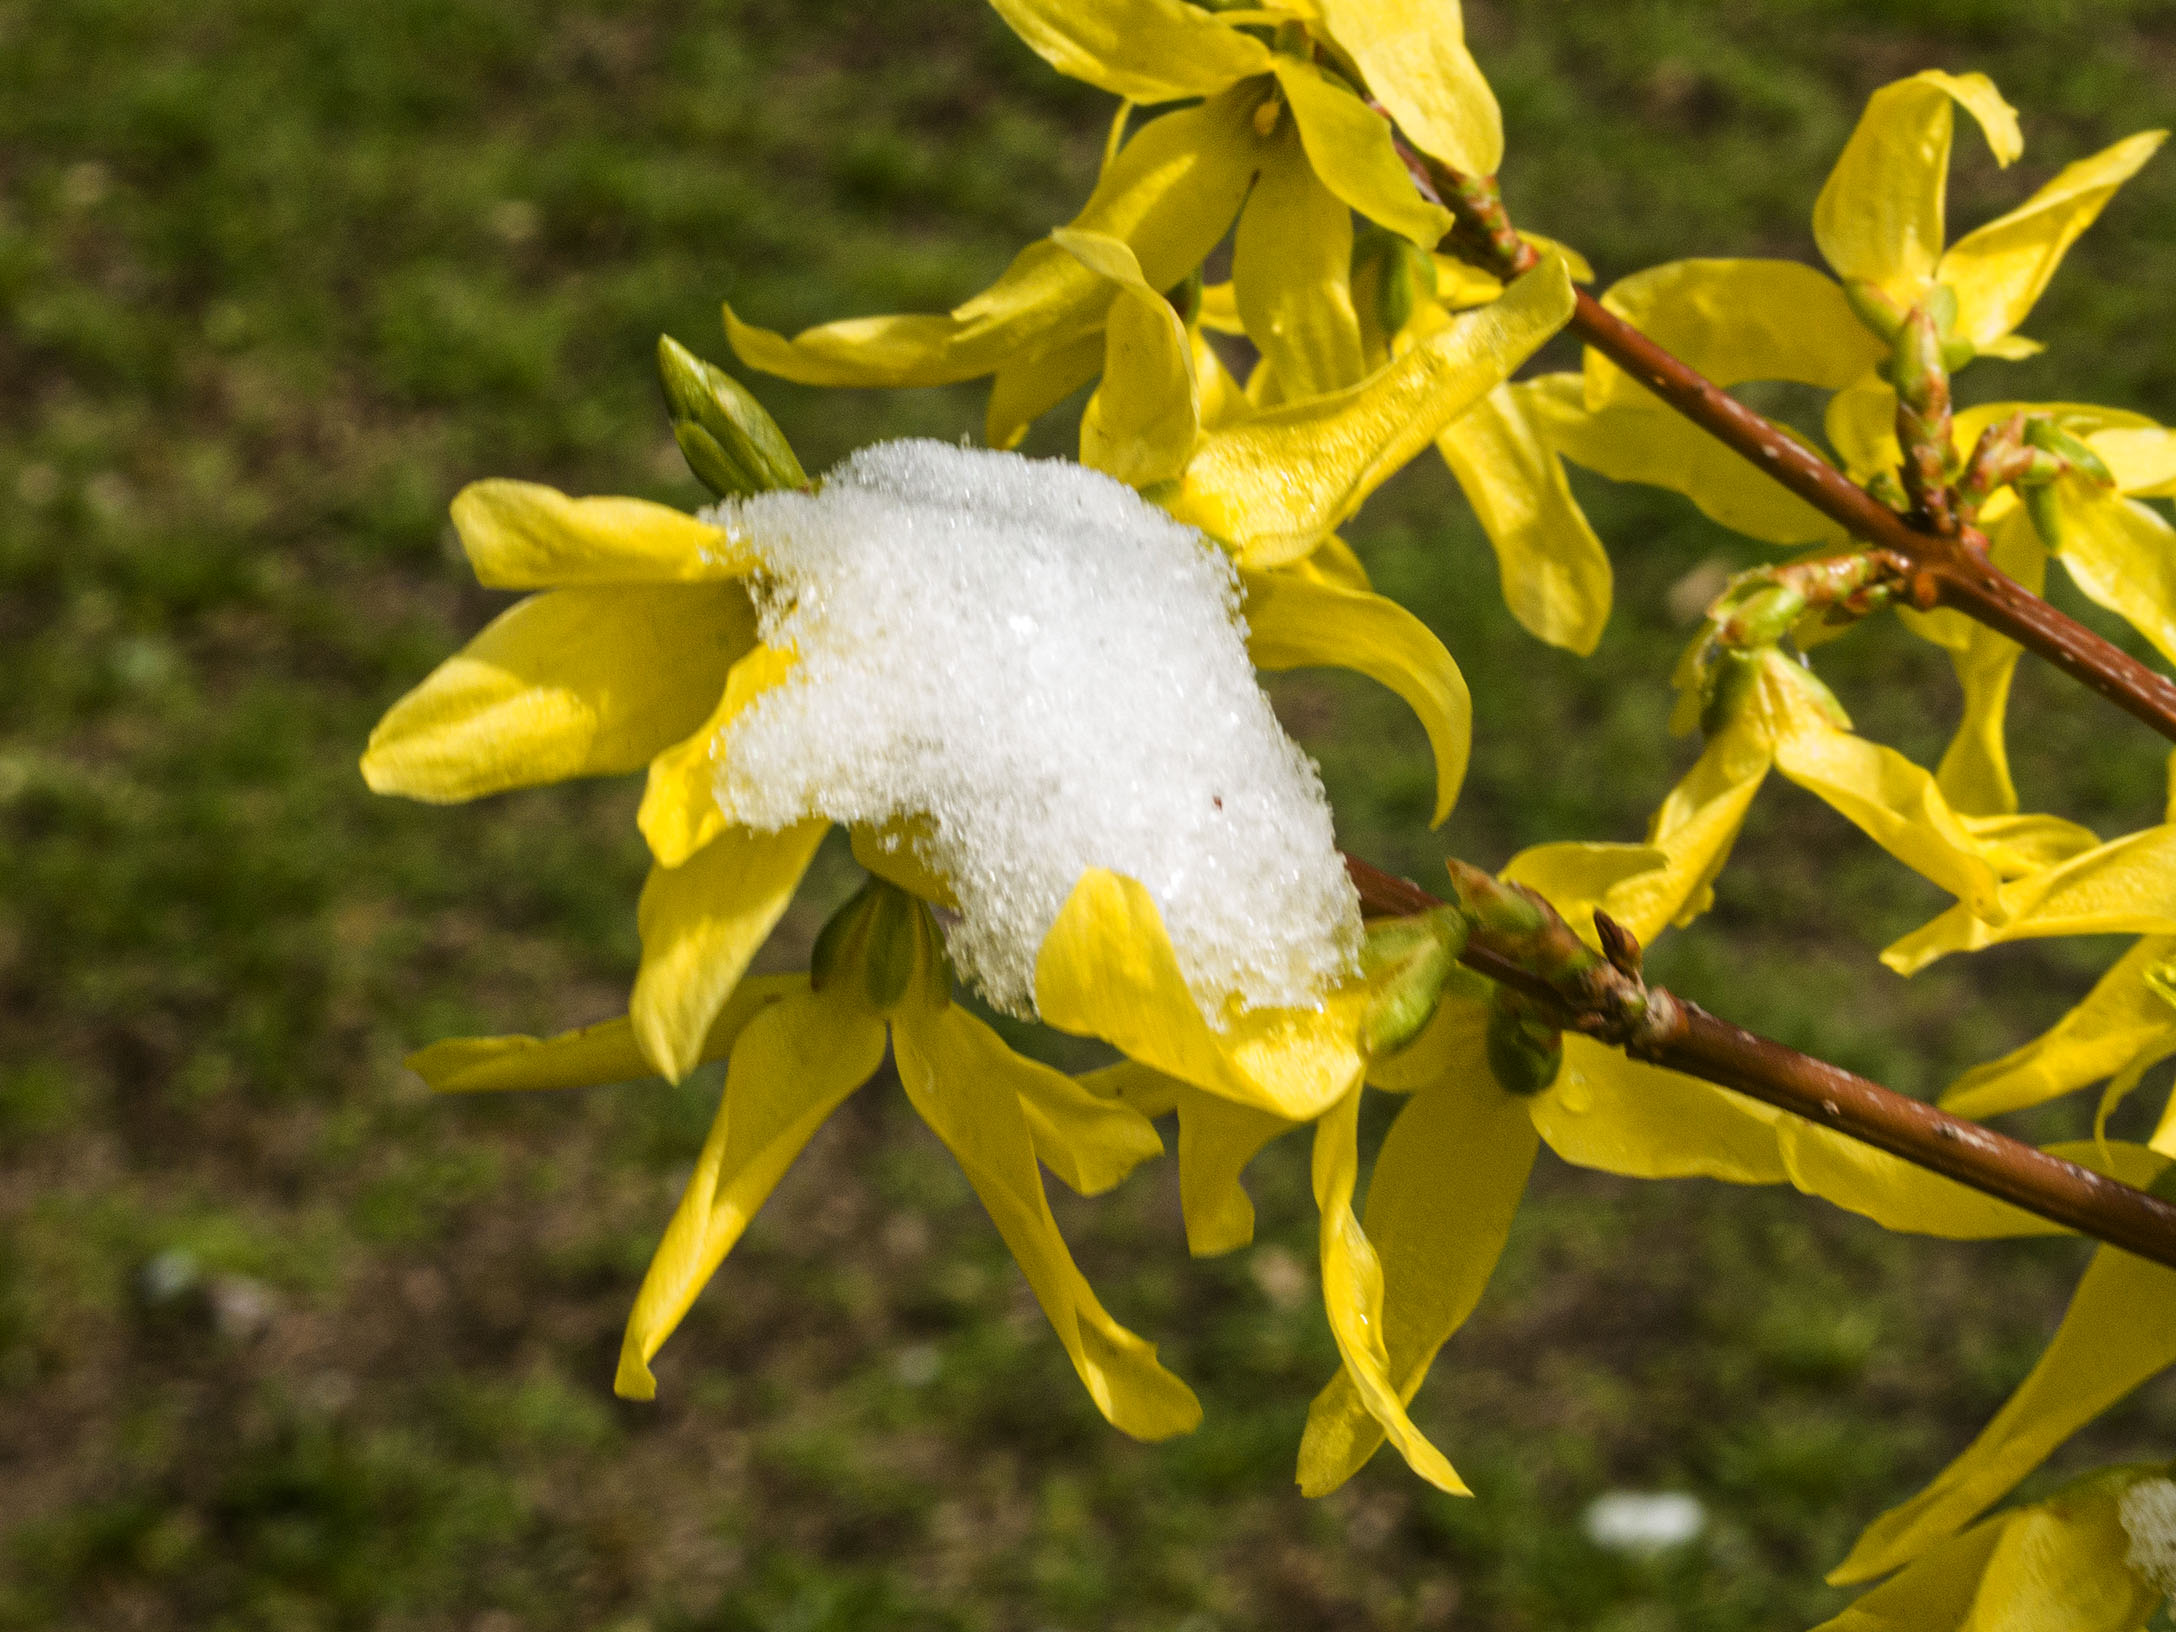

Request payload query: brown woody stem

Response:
[1344,855,2176,1271]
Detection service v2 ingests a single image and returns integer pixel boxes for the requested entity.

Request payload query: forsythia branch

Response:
[1345,854,2176,1272]
[1420,159,2176,745]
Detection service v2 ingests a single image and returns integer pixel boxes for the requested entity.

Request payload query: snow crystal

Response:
[703,439,1360,1019]
[2120,1476,2176,1596]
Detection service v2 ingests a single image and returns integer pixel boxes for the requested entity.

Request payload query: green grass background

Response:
[7,2,2176,1627]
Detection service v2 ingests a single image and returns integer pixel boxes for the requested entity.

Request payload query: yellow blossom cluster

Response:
[366,3,2176,1621]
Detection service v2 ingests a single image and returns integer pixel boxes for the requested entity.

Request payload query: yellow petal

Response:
[1271,57,1452,249]
[1943,937,2176,1119]
[1772,1118,2061,1240]
[1534,1036,1788,1183]
[726,88,1266,387]
[1310,1088,1467,1494]
[1965,1488,2162,1632]
[1239,564,1471,824]
[1298,1070,1536,1496]
[1033,868,1368,1121]
[1811,1518,2007,1632]
[1075,1057,1184,1119]
[1172,254,1572,566]
[1170,1084,1297,1256]
[848,816,960,911]
[362,585,754,804]
[1539,373,1849,548]
[1288,532,1372,593]
[1832,1243,2176,1583]
[1882,825,2176,975]
[616,982,887,1399]
[986,331,1104,450]
[1499,841,1670,943]
[406,976,804,1094]
[638,643,797,868]
[1940,130,2167,347]
[1011,1055,1167,1197]
[1812,71,2021,304]
[1585,259,1884,411]
[1195,279,1243,335]
[1230,119,1366,399]
[1825,369,1903,486]
[2095,423,2176,497]
[451,480,756,588]
[894,998,1202,1439]
[630,820,828,1082]
[1056,229,1201,487]
[1771,712,2005,919]
[1364,980,1492,1092]
[2053,482,2176,669]
[1958,810,2102,877]
[1610,709,1776,941]
[1315,0,1501,176]
[1437,380,1612,654]
[1934,512,2044,817]
[985,0,1270,104]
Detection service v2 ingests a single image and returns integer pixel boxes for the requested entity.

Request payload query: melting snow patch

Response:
[707,440,1360,1020]
[1582,1491,1707,1556]
[2120,1476,2176,1596]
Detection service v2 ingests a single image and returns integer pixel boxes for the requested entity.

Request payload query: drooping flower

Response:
[366,413,1482,1438]
[725,0,1505,448]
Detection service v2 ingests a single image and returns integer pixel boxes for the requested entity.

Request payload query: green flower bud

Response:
[657,334,807,498]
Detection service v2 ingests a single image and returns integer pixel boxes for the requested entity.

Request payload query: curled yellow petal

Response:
[1437,379,1612,655]
[986,331,1104,450]
[1940,130,2166,348]
[1271,57,1451,249]
[1171,254,1573,566]
[1539,372,1848,548]
[1316,0,1501,176]
[2053,482,2176,669]
[1607,709,1775,942]
[848,817,959,911]
[1011,1057,1166,1198]
[1171,1085,1296,1256]
[1944,937,2176,1120]
[616,983,887,1399]
[1882,825,2176,975]
[1033,869,1367,1121]
[1310,1088,1467,1494]
[1831,1241,2176,1584]
[726,89,1265,388]
[362,586,754,804]
[1934,512,2043,817]
[894,997,1202,1440]
[1231,120,1366,399]
[638,643,797,868]
[1298,1069,1535,1496]
[1586,259,1884,411]
[1771,712,2005,920]
[1239,565,1471,824]
[630,820,828,1082]
[985,0,1270,104]
[407,976,804,1095]
[1812,70,2020,305]
[450,480,755,588]
[1056,228,1201,487]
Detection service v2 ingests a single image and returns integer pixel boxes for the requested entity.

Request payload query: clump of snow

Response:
[2120,1476,2176,1596]
[704,439,1360,1020]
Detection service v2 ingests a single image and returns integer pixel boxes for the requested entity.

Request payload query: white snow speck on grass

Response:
[2120,1476,2176,1596]
[705,439,1361,1020]
[1581,1491,1707,1556]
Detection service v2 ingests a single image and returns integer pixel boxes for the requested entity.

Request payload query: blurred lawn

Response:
[7,2,2176,1628]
